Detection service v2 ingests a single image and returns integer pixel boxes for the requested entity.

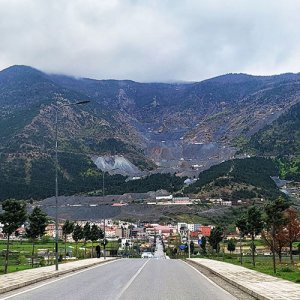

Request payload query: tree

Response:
[72,224,83,258]
[264,196,290,273]
[261,228,288,263]
[26,207,48,267]
[227,239,236,254]
[246,206,263,267]
[0,199,27,274]
[90,224,103,257]
[190,241,195,255]
[236,216,247,265]
[200,236,207,254]
[83,222,91,258]
[62,220,74,259]
[284,208,300,264]
[208,226,223,253]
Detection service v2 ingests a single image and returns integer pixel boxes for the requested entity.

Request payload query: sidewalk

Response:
[188,258,300,300]
[0,257,117,294]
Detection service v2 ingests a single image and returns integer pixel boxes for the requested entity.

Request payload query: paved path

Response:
[188,258,300,300]
[0,257,116,294]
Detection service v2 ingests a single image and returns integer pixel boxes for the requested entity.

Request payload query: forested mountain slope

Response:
[1,65,300,200]
[184,157,282,200]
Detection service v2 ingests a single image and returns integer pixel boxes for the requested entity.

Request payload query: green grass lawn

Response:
[0,239,120,274]
[203,254,300,283]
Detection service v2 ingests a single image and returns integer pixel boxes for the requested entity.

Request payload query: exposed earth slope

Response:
[1,65,300,200]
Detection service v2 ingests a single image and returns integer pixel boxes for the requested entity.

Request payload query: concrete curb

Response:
[0,258,119,295]
[187,259,272,300]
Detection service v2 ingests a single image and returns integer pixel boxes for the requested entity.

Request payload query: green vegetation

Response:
[236,206,264,266]
[0,146,185,200]
[107,173,186,195]
[165,213,212,225]
[204,254,300,283]
[26,207,48,267]
[245,102,300,157]
[184,157,282,200]
[242,102,300,181]
[276,156,300,181]
[0,239,119,274]
[0,199,27,273]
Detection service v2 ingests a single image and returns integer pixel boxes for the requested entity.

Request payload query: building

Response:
[198,225,212,237]
[45,223,63,239]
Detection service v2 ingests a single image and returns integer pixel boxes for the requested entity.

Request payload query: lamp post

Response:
[54,100,90,271]
[187,229,191,259]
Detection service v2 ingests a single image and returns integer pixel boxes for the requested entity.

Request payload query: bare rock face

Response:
[1,65,300,200]
[92,155,142,176]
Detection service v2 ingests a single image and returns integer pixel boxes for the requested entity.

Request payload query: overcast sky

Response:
[0,0,300,82]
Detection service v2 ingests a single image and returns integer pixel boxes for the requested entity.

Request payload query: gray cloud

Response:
[0,0,300,82]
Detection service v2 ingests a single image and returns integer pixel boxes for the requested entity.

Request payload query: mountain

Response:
[1,65,300,200]
[242,101,300,181]
[0,66,153,200]
[184,157,283,200]
[50,71,300,174]
[244,101,300,156]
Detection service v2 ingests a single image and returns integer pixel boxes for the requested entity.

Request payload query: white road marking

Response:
[0,260,118,300]
[116,259,150,300]
[181,260,238,299]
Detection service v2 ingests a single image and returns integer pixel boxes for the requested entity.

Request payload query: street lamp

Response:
[55,100,90,271]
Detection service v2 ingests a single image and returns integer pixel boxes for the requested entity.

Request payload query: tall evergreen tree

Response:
[200,236,207,254]
[236,216,247,265]
[83,222,91,258]
[227,239,236,254]
[0,199,27,273]
[26,207,48,267]
[90,224,103,257]
[62,220,75,259]
[72,224,83,258]
[208,226,223,253]
[246,206,263,267]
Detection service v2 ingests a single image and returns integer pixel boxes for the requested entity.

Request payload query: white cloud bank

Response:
[0,0,300,82]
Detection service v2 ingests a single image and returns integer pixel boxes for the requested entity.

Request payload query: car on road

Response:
[141,252,154,259]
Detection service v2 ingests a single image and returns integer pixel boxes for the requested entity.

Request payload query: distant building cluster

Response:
[0,219,214,246]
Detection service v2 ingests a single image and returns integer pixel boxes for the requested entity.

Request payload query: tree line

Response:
[208,196,300,273]
[0,199,105,274]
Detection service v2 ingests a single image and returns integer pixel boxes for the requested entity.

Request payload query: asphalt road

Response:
[1,259,236,300]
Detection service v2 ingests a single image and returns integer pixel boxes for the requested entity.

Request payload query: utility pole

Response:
[188,229,191,259]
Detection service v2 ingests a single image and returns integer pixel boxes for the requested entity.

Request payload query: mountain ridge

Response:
[1,65,300,200]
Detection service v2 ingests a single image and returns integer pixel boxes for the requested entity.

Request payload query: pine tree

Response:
[26,207,48,267]
[62,220,74,259]
[72,224,83,258]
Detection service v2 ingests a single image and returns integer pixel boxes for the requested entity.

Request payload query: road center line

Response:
[116,259,149,300]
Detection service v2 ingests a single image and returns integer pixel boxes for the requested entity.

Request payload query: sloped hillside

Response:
[0,66,153,200]
[245,102,300,156]
[184,157,282,200]
[1,65,300,200]
[243,102,300,181]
